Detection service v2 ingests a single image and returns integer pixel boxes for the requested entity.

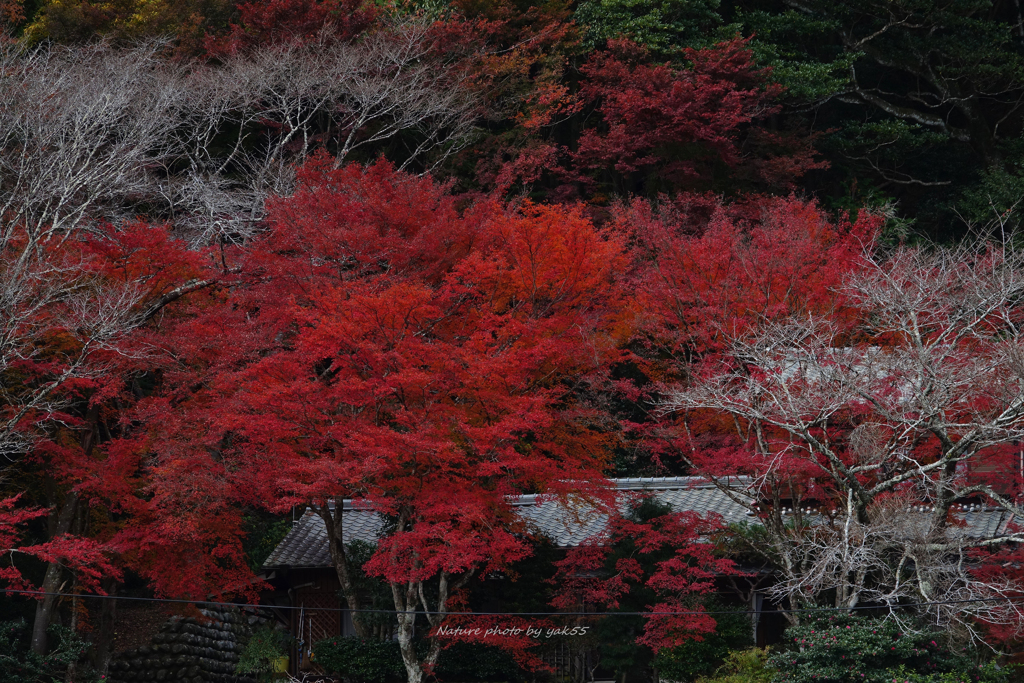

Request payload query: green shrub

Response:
[696,648,774,683]
[313,637,529,683]
[0,619,87,683]
[434,641,528,682]
[236,626,290,681]
[313,637,405,683]
[769,615,994,683]
[884,662,1014,683]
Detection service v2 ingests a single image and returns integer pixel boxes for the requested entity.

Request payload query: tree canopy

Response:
[3,0,1024,679]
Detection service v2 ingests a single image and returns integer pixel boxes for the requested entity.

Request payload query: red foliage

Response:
[0,219,222,599]
[617,193,881,357]
[205,0,376,56]
[968,540,1024,646]
[575,38,769,177]
[559,37,824,196]
[435,0,582,196]
[550,504,734,653]
[0,494,120,594]
[0,494,47,590]
[600,193,881,472]
[0,0,23,26]
[478,35,824,199]
[128,155,623,618]
[104,423,258,600]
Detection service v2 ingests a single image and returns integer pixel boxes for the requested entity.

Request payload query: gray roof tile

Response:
[263,509,383,568]
[263,478,750,569]
[262,478,1013,569]
[959,509,1012,539]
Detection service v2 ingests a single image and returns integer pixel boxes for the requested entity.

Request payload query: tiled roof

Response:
[913,506,1013,540]
[263,507,382,568]
[264,477,752,568]
[961,508,1012,538]
[262,478,1015,569]
[513,480,753,548]
[772,504,1014,541]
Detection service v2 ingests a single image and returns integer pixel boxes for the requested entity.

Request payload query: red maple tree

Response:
[549,502,735,653]
[484,36,823,199]
[0,494,119,594]
[617,193,880,357]
[0,217,211,651]
[127,154,626,681]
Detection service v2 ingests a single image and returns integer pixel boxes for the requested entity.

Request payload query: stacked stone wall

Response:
[106,606,273,683]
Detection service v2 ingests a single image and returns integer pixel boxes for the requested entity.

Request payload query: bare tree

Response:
[0,22,479,251]
[168,19,479,246]
[0,41,185,257]
[664,238,1024,644]
[0,39,187,459]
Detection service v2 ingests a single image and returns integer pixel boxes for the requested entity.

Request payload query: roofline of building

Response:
[325,476,753,510]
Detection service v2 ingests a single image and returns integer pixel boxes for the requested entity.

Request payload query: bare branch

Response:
[662,237,1024,639]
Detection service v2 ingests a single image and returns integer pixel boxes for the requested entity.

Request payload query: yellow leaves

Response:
[25,0,228,43]
[119,0,165,33]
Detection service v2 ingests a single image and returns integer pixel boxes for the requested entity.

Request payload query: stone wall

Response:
[106,606,274,683]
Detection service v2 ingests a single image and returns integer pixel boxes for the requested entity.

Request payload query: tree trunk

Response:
[33,407,101,655]
[391,564,470,683]
[88,576,120,675]
[318,502,370,639]
[31,491,78,654]
[394,579,425,683]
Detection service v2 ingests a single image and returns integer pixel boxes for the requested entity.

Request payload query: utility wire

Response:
[5,588,1024,617]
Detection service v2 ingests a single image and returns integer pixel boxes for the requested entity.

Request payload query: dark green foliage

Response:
[313,637,528,683]
[314,638,405,683]
[956,164,1024,233]
[885,663,1014,683]
[769,615,1004,683]
[244,511,292,571]
[343,540,398,637]
[654,607,753,681]
[0,619,87,683]
[728,0,1024,240]
[461,539,562,622]
[573,0,727,54]
[433,641,529,682]
[740,9,854,102]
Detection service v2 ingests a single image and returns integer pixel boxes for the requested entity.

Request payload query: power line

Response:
[5,588,1024,617]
